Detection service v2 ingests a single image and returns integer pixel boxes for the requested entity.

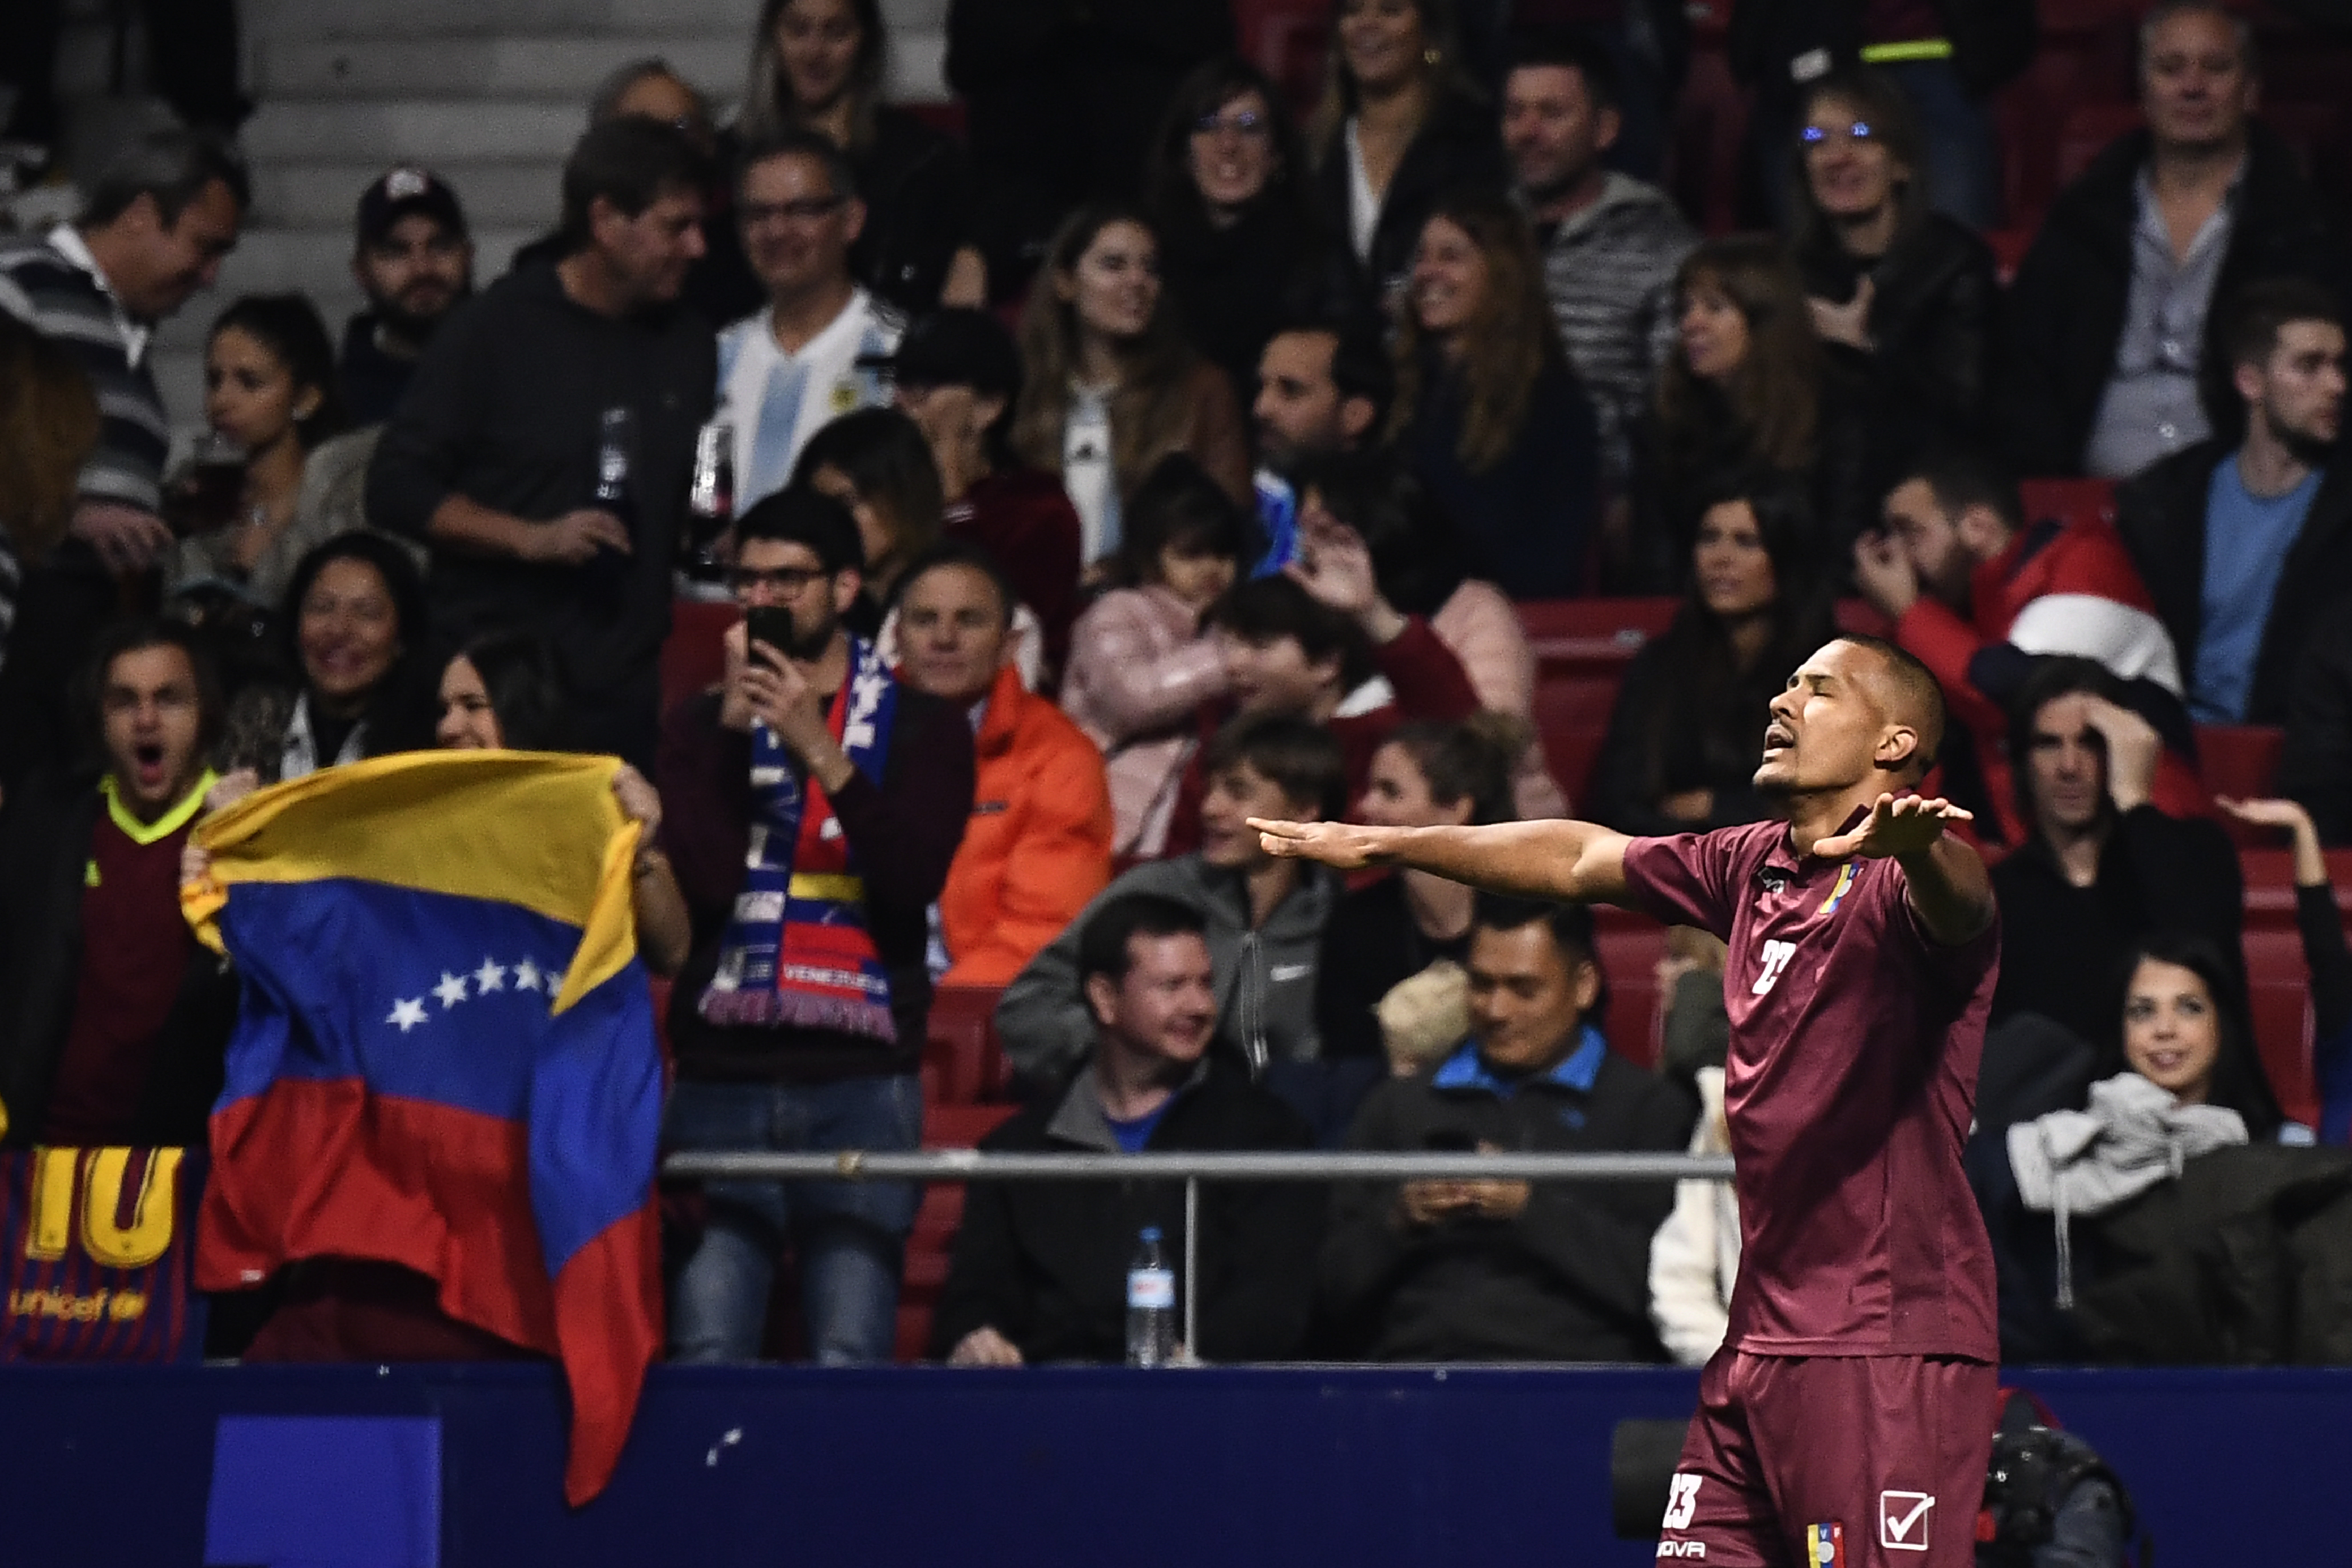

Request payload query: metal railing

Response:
[660,1150,1736,1358]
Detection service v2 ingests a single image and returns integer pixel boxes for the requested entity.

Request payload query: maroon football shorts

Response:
[1655,1350,1998,1567]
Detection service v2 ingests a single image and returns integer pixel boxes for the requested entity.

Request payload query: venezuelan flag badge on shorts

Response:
[1806,1521,1846,1566]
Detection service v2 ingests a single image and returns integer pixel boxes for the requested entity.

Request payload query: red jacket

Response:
[939,664,1114,985]
[1893,516,2205,843]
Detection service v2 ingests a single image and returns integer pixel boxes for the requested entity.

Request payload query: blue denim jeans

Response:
[664,1074,923,1364]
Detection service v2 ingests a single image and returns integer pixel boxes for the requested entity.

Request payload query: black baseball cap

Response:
[356,166,468,248]
[860,308,1022,400]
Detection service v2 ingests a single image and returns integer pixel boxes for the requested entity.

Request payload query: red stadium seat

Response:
[1594,907,1670,1073]
[923,986,1009,1105]
[1523,598,1677,804]
[2197,725,2286,819]
[661,598,736,718]
[2244,927,2321,1130]
[2017,478,2117,530]
[897,1100,1023,1361]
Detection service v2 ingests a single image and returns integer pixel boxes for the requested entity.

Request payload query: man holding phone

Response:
[1317,894,1694,1361]
[654,485,975,1365]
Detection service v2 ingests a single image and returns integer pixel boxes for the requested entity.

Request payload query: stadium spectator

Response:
[1786,69,1995,500]
[166,295,382,612]
[2216,796,2352,1141]
[432,631,691,979]
[0,318,97,670]
[367,119,714,770]
[1998,0,2352,480]
[2114,279,2352,726]
[590,57,716,145]
[933,894,1321,1365]
[892,542,1112,987]
[1650,1064,1736,1367]
[0,128,247,576]
[1308,0,1508,310]
[996,716,1343,1086]
[1320,894,1693,1360]
[738,0,987,313]
[1502,28,1695,496]
[1725,0,2034,230]
[791,406,941,631]
[1857,446,2202,845]
[1009,207,1252,564]
[1376,957,1470,1078]
[340,168,474,427]
[885,308,1083,677]
[1990,658,2243,1047]
[0,620,235,1147]
[1316,718,1517,1063]
[1060,457,1248,858]
[1290,450,1565,816]
[1146,57,1349,406]
[1390,193,1600,601]
[657,487,974,1364]
[1590,485,1835,837]
[212,534,434,783]
[720,130,904,515]
[1251,313,1392,573]
[1636,236,1867,593]
[945,0,1232,294]
[2282,608,2352,845]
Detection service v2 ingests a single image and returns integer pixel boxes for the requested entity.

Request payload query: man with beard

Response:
[654,486,973,1364]
[2117,278,2352,726]
[340,168,474,426]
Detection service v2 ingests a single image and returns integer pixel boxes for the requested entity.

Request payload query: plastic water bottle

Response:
[1125,1226,1176,1367]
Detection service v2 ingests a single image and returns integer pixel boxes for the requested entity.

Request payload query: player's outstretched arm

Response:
[1248,817,1636,906]
[1812,793,1993,946]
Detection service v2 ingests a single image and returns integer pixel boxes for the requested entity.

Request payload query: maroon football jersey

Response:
[1623,817,2000,1361]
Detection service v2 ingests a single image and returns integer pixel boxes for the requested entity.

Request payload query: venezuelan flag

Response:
[181,751,663,1505]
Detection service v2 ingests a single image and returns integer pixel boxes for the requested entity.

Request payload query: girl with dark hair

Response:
[791,405,944,625]
[1637,236,1868,591]
[1588,483,1836,835]
[1009,207,1251,564]
[1307,0,1505,308]
[1786,70,1995,495]
[1144,56,1349,401]
[1315,714,1521,1059]
[215,532,434,783]
[1389,192,1599,600]
[2102,932,2288,1141]
[169,294,387,609]
[1062,454,1252,856]
[732,0,985,311]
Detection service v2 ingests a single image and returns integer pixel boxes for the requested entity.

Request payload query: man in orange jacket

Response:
[895,541,1113,986]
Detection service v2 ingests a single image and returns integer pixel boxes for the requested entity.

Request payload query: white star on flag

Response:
[474,957,508,993]
[386,998,428,1032]
[433,971,470,1009]
[514,958,542,992]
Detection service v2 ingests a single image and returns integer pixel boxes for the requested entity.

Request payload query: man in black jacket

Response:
[1990,659,2244,1045]
[1998,0,2352,479]
[0,620,237,1149]
[933,893,1320,1366]
[2115,278,2351,726]
[365,118,715,769]
[1320,894,1694,1362]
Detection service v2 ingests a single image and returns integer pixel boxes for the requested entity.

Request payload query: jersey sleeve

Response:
[1620,829,1753,942]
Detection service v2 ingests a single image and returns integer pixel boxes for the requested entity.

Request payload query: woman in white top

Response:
[1007,207,1250,567]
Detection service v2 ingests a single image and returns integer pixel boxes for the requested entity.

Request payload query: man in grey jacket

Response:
[1503,30,1696,501]
[996,714,1342,1087]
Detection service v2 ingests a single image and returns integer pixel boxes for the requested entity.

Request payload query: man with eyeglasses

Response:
[718,129,904,514]
[366,118,715,770]
[656,485,975,1365]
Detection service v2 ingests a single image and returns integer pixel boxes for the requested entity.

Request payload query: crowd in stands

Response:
[4,0,2352,1372]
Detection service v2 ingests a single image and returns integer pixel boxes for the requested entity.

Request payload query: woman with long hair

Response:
[734,0,985,311]
[791,406,945,629]
[1587,482,1835,835]
[1009,207,1250,565]
[1388,192,1599,600]
[1785,69,1995,496]
[1307,0,1505,308]
[168,294,387,611]
[1637,235,1867,591]
[1315,715,1520,1060]
[2100,932,2287,1140]
[1145,56,1351,402]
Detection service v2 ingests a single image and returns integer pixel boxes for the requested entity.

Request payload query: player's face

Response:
[1753,641,1890,795]
[2121,956,2223,1105]
[1466,923,1599,1075]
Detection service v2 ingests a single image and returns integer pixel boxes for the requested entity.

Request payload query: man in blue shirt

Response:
[2118,277,2351,725]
